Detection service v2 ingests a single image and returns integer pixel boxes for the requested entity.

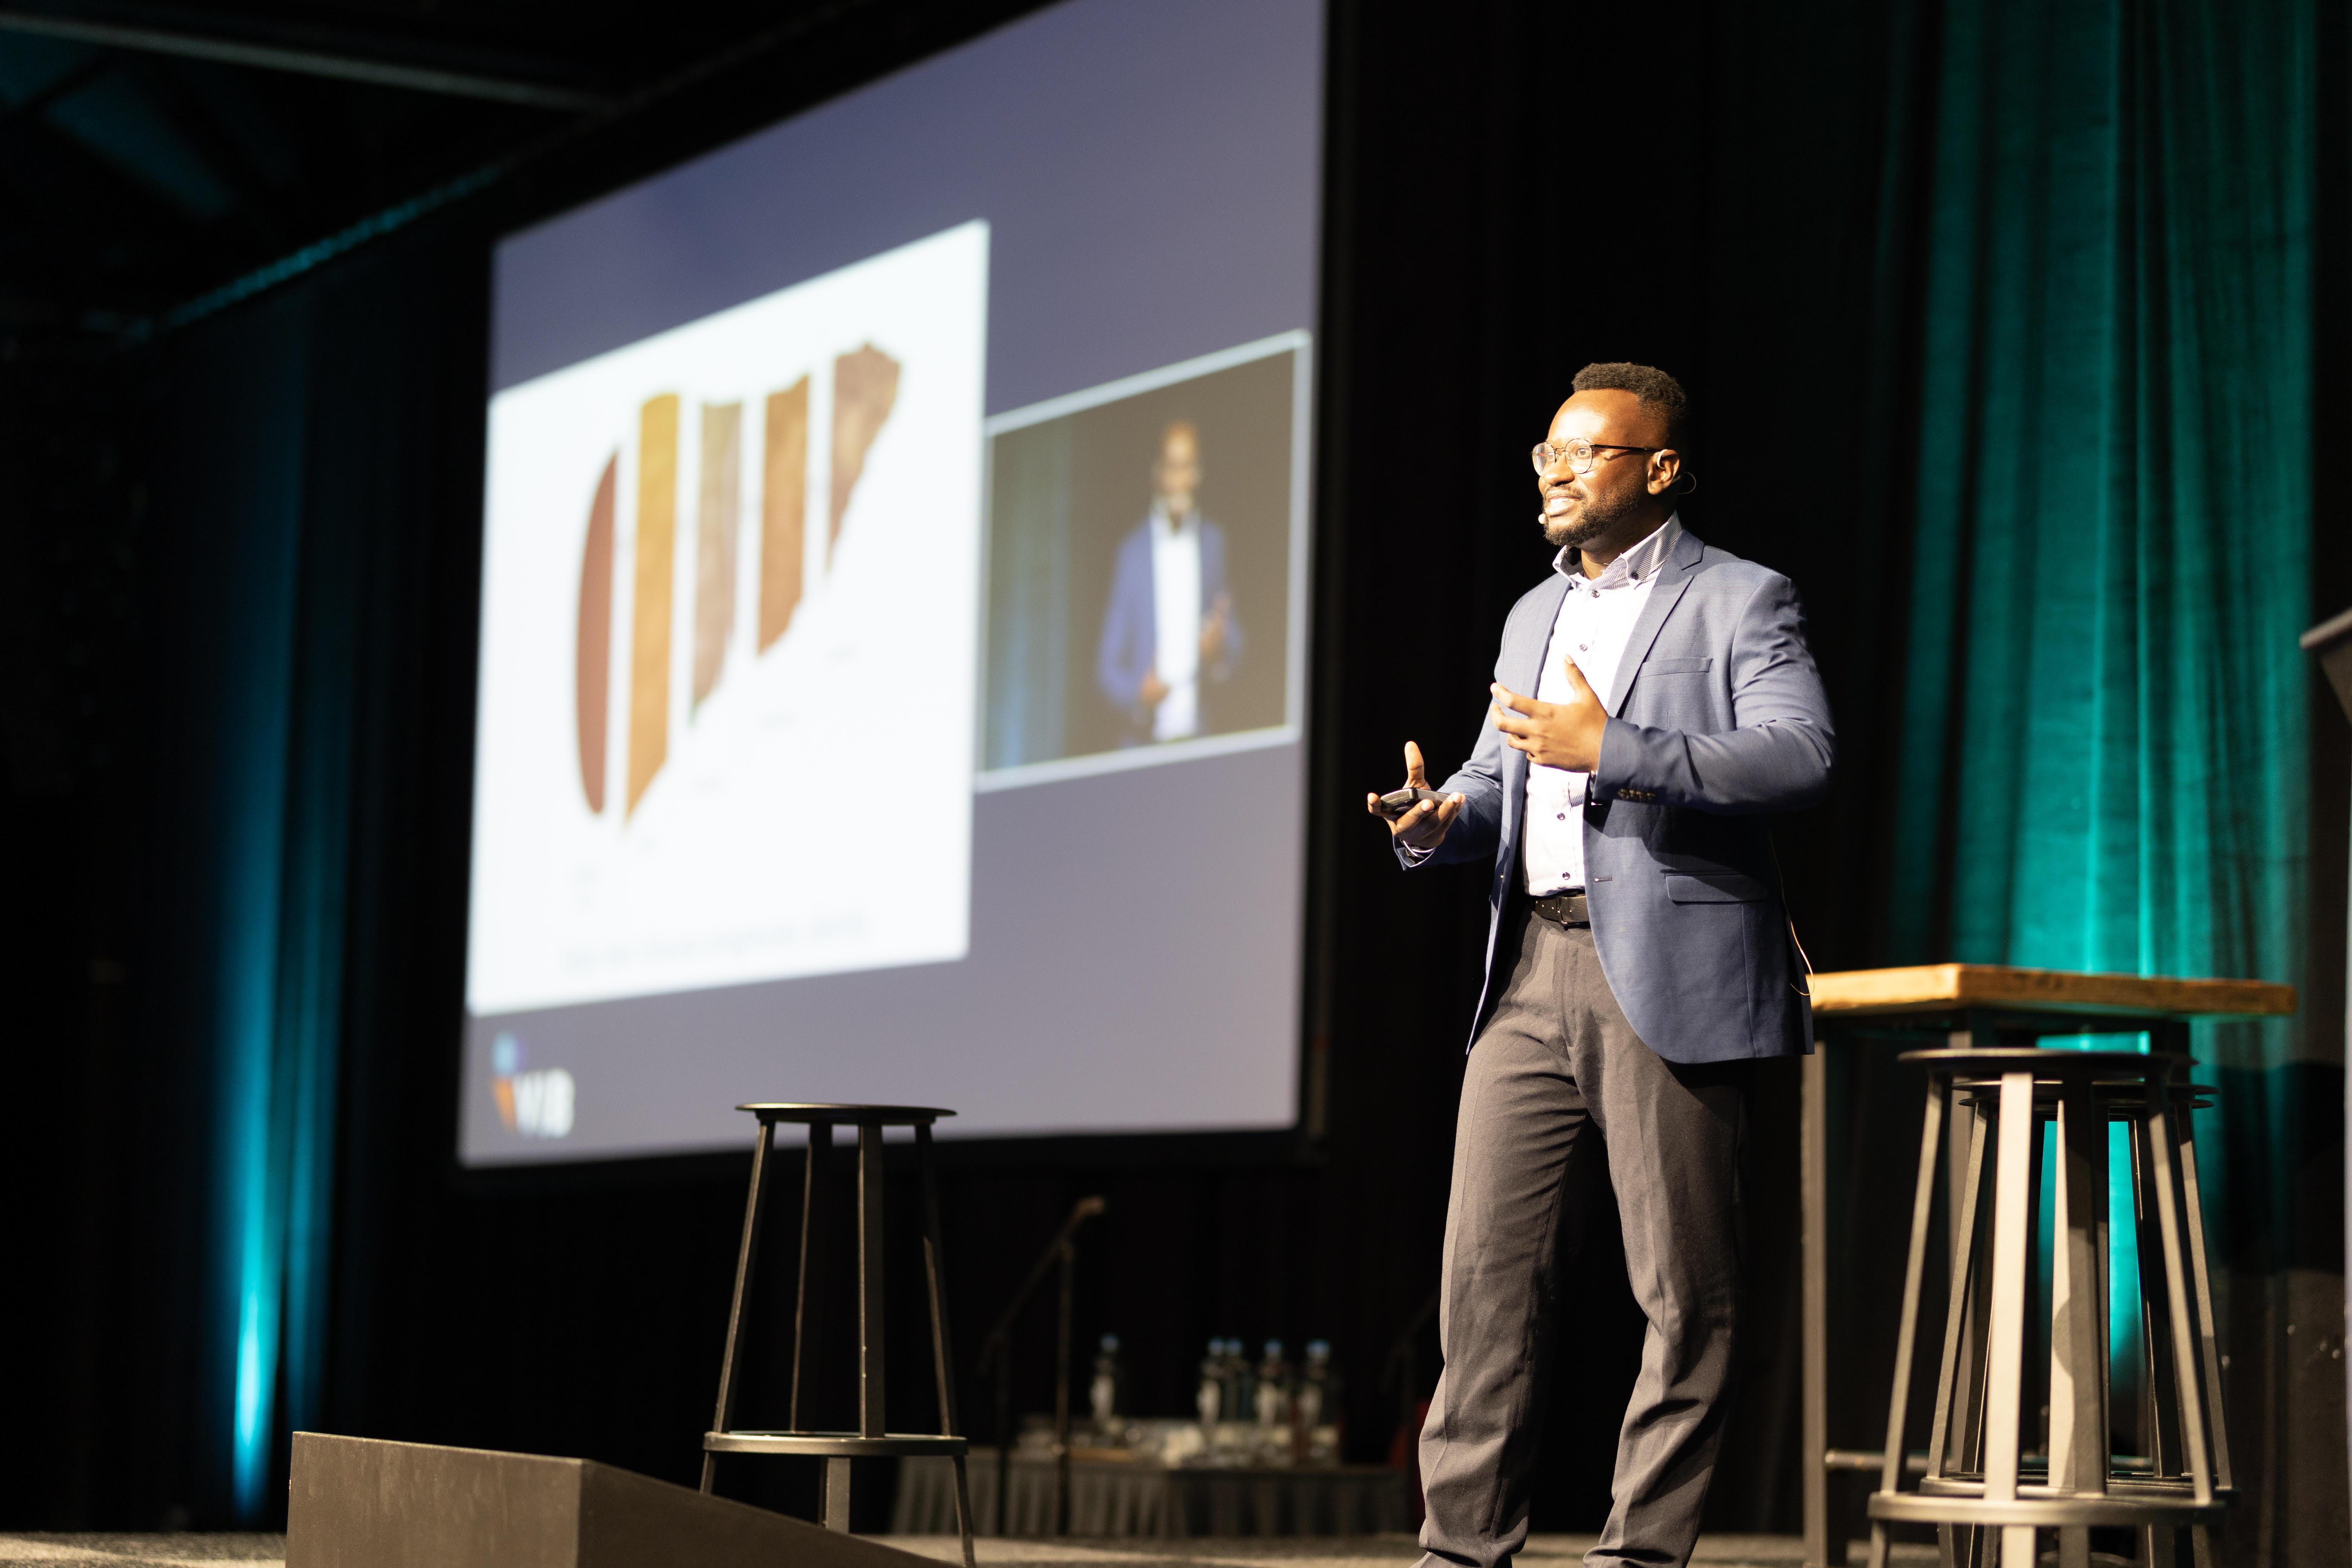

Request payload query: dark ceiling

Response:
[0,0,1032,330]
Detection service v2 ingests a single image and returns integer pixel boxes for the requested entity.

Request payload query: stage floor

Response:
[887,1536,1939,1568]
[0,1532,1940,1567]
[0,1538,285,1566]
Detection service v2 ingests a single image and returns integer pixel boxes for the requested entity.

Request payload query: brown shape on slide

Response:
[693,401,741,710]
[628,394,679,816]
[575,453,617,814]
[829,343,900,560]
[758,378,809,652]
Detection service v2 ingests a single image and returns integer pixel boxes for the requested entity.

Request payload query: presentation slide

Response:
[462,0,1321,1164]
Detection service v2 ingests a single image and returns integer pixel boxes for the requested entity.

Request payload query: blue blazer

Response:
[1405,525,1834,1062]
[1096,516,1242,721]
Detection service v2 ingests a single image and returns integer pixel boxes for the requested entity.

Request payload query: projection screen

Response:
[461,0,1323,1164]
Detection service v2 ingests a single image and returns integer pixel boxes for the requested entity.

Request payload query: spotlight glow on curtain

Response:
[175,298,349,1521]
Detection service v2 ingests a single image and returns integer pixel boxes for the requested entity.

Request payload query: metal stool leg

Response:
[790,1122,830,1432]
[917,1124,978,1568]
[1926,1098,1988,1568]
[2128,1113,2180,1568]
[2172,1093,2232,1489]
[2173,1097,2227,1568]
[823,1459,852,1531]
[1980,1070,2038,1568]
[704,1115,777,1494]
[1866,1074,1945,1568]
[2048,1075,2109,1568]
[822,1119,889,1532]
[2144,1078,2217,1568]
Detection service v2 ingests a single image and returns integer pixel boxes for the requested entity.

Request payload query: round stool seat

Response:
[704,1430,971,1457]
[735,1102,958,1124]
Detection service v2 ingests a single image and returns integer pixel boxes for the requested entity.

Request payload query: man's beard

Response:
[1541,483,1645,549]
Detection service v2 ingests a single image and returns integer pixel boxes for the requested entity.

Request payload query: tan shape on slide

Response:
[693,401,741,710]
[829,343,900,560]
[759,377,809,652]
[576,452,616,814]
[628,394,679,816]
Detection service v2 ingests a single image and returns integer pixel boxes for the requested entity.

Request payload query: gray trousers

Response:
[1416,910,1749,1568]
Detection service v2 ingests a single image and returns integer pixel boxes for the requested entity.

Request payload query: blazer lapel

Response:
[1507,574,1571,694]
[1608,527,1704,712]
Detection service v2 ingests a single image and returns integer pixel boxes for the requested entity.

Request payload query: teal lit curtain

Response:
[1886,0,2311,1023]
[156,284,360,1523]
[1875,0,2330,1553]
[151,220,472,1523]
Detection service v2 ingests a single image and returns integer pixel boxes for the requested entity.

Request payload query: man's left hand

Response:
[1491,657,1606,772]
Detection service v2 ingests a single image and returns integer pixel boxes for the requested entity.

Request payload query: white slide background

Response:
[468,221,989,1014]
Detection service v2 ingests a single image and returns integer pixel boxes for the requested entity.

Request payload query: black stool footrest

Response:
[704,1430,968,1458]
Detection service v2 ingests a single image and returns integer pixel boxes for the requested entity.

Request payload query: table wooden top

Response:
[1808,963,2295,1020]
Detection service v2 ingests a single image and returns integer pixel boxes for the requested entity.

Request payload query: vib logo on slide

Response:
[491,1031,575,1139]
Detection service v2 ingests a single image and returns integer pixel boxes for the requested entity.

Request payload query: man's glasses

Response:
[1531,438,1663,475]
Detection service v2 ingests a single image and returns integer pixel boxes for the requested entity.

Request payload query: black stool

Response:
[1866,1050,2231,1568]
[700,1103,975,1568]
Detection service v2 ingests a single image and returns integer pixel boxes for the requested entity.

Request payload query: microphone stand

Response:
[974,1195,1106,1537]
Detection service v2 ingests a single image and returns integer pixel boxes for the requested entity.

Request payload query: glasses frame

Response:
[1531,439,1665,475]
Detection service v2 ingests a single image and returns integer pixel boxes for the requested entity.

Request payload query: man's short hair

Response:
[1571,362,1689,451]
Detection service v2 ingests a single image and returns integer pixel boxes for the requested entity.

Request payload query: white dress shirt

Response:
[1149,502,1204,741]
[1522,515,1683,896]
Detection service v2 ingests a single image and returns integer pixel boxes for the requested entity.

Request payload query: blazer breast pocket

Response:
[1664,870,1769,903]
[1643,656,1714,676]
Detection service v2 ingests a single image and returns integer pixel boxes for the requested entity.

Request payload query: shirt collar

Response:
[1554,514,1682,590]
[1152,500,1196,536]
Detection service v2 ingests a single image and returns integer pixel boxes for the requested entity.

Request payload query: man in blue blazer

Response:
[1369,364,1832,1568]
[1097,421,1241,744]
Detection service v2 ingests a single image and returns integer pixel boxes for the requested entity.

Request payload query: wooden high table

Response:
[1798,964,2295,1568]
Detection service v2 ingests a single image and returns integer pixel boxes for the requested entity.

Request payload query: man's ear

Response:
[1648,450,1681,496]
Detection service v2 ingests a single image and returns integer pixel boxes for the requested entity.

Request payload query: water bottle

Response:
[1299,1338,1341,1464]
[1254,1339,1295,1463]
[1090,1333,1124,1442]
[1226,1339,1256,1427]
[1197,1338,1225,1434]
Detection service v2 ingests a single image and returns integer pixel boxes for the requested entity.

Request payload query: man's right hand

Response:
[1139,664,1169,710]
[1367,741,1464,851]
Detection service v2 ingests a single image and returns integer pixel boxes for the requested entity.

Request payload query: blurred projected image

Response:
[982,337,1305,780]
[469,221,988,1015]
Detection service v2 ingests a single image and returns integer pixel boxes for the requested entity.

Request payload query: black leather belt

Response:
[1530,890,1590,927]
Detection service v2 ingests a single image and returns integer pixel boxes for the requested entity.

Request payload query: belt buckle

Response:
[1536,890,1588,927]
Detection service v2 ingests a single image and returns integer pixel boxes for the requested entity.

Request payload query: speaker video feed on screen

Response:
[461,0,1321,1164]
[983,340,1304,784]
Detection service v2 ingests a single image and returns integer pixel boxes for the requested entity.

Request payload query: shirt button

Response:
[1556,812,1566,820]
[1578,642,1589,651]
